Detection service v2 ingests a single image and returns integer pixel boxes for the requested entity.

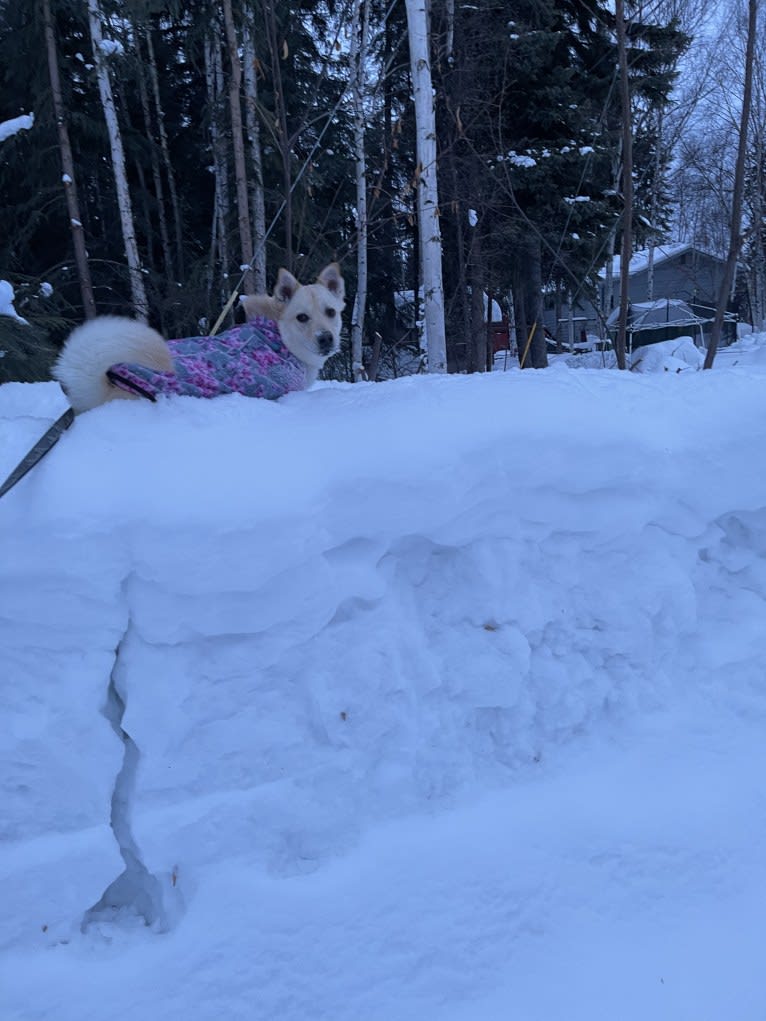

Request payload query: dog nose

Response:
[317,331,335,356]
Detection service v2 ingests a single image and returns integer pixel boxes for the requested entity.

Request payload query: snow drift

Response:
[3,354,766,963]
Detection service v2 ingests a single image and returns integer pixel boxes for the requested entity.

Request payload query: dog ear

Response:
[274,268,299,304]
[317,263,345,302]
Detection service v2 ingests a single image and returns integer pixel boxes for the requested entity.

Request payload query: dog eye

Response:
[296,313,310,323]
[325,308,336,318]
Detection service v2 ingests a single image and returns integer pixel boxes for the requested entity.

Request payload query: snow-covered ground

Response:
[2,336,766,1019]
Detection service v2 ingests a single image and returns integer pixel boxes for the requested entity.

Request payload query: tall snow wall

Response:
[2,369,766,948]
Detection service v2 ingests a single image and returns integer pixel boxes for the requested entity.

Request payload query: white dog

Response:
[53,263,345,412]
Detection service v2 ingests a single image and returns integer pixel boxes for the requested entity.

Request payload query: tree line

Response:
[0,0,761,383]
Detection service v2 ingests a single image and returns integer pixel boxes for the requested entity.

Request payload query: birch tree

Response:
[264,0,293,270]
[144,26,184,280]
[42,0,97,319]
[86,0,148,320]
[135,45,174,284]
[741,5,766,329]
[705,0,758,368]
[405,0,447,373]
[242,16,267,293]
[350,0,371,381]
[748,60,766,329]
[444,0,454,63]
[615,0,633,370]
[222,0,255,294]
[205,30,231,303]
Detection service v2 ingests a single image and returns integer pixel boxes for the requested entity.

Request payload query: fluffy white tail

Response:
[52,316,172,412]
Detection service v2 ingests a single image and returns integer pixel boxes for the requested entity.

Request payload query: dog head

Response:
[242,263,345,375]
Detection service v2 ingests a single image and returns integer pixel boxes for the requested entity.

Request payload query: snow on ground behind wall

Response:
[2,339,766,1018]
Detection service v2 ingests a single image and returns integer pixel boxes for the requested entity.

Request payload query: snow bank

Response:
[629,336,704,372]
[3,363,766,952]
[718,328,766,368]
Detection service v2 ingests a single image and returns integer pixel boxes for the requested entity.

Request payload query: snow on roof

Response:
[605,297,737,333]
[605,297,707,330]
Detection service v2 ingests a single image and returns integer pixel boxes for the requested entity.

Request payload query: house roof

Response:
[598,243,724,280]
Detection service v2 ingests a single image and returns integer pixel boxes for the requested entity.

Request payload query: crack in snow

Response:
[81,620,169,934]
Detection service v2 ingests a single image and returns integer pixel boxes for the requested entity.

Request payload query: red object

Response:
[490,316,510,353]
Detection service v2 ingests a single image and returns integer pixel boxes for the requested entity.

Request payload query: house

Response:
[599,243,728,314]
[545,243,737,349]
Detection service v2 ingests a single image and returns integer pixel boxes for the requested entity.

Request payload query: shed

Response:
[605,298,736,351]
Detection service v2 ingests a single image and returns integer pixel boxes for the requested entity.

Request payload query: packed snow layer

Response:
[629,335,704,372]
[2,355,766,1014]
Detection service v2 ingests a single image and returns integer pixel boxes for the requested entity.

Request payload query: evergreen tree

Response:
[434,0,617,367]
[0,0,704,383]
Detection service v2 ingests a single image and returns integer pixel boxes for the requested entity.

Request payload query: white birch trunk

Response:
[221,0,254,294]
[145,28,184,280]
[350,0,371,382]
[136,50,174,283]
[42,0,97,319]
[615,0,632,370]
[86,0,148,320]
[750,119,765,329]
[704,0,757,368]
[242,19,267,293]
[405,0,447,373]
[753,221,766,330]
[205,33,231,298]
[264,0,293,268]
[445,0,454,63]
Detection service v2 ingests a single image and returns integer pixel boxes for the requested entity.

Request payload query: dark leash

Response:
[0,405,75,501]
[1,367,161,502]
